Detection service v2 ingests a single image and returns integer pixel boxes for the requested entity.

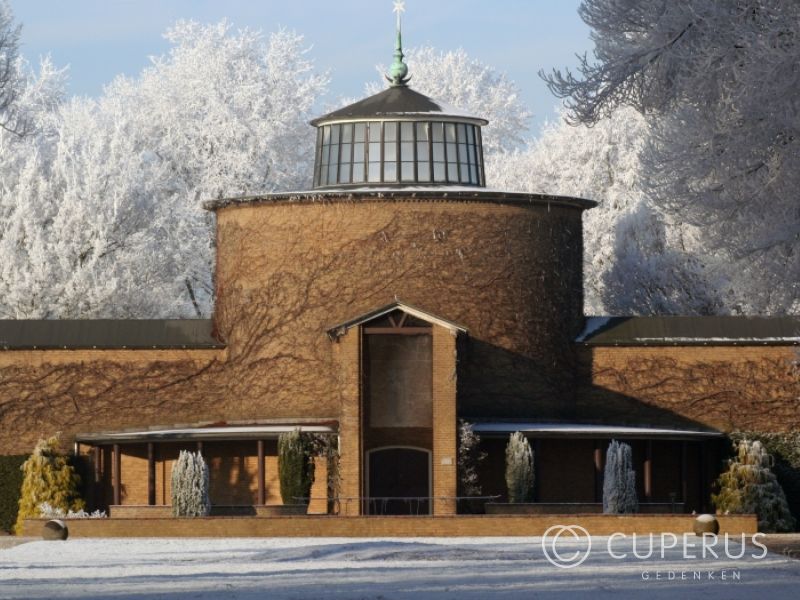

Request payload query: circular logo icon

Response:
[541,525,592,569]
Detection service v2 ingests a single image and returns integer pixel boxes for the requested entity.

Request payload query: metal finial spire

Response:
[387,1,410,87]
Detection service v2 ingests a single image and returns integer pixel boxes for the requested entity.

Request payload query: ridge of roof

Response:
[577,315,800,346]
[0,319,224,350]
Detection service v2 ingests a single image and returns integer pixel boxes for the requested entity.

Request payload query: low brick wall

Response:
[486,503,686,515]
[21,514,757,538]
[109,505,318,518]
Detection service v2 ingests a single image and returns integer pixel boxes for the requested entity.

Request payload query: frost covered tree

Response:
[0,1,26,135]
[278,430,315,505]
[488,107,721,315]
[505,432,534,503]
[457,420,486,498]
[543,0,800,314]
[171,450,210,517]
[603,440,637,514]
[0,20,327,319]
[713,439,795,533]
[370,46,531,156]
[15,434,84,533]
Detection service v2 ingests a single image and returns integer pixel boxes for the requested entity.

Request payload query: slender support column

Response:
[593,440,603,503]
[93,446,102,510]
[112,444,121,506]
[533,439,541,502]
[147,443,156,506]
[699,442,708,512]
[257,440,266,505]
[644,440,653,501]
[680,441,688,506]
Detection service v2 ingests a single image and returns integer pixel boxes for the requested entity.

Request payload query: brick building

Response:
[0,25,798,520]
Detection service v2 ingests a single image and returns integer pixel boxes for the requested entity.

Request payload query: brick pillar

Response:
[432,326,458,515]
[336,329,362,516]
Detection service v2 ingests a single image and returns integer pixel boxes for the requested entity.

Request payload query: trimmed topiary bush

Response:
[603,440,638,514]
[278,430,315,505]
[15,435,84,533]
[505,432,534,503]
[171,450,210,517]
[0,455,27,533]
[713,439,795,533]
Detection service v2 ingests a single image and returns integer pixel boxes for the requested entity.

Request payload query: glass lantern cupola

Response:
[310,4,489,190]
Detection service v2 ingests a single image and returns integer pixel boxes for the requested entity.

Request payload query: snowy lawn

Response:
[1,536,799,599]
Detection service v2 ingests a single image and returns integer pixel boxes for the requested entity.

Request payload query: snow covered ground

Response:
[1,536,799,599]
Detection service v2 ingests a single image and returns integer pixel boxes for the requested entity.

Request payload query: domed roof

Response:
[310,86,489,127]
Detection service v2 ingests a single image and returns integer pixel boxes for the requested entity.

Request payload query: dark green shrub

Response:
[278,430,315,505]
[0,455,28,533]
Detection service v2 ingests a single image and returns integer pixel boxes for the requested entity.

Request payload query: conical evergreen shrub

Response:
[278,430,315,505]
[15,434,84,533]
[505,432,534,503]
[603,440,638,514]
[713,439,795,533]
[171,450,210,517]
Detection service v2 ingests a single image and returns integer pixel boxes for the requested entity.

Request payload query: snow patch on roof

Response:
[575,317,615,342]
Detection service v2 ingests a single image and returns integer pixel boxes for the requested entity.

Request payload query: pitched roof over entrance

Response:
[327,301,468,340]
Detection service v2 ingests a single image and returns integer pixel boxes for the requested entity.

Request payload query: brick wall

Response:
[21,514,758,538]
[578,345,800,432]
[432,325,458,515]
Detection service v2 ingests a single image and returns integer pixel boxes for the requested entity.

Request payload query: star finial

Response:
[387,1,410,86]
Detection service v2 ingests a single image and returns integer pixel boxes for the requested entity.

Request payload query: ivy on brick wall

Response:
[0,455,28,533]
[731,431,800,531]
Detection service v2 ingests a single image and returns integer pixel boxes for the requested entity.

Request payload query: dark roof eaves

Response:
[204,190,597,212]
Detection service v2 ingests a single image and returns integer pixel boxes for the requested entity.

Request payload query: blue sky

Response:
[9,0,592,135]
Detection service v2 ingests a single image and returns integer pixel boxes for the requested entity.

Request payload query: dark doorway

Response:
[367,447,430,515]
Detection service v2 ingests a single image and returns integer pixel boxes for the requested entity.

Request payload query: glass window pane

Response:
[470,165,477,183]
[330,124,340,145]
[319,167,328,186]
[432,143,445,162]
[369,142,381,162]
[355,123,367,142]
[418,162,431,181]
[322,126,331,144]
[320,144,329,167]
[401,122,414,141]
[369,122,381,142]
[342,123,353,143]
[467,125,476,144]
[445,123,457,143]
[447,163,458,181]
[354,143,365,163]
[468,144,477,166]
[458,144,468,163]
[432,122,444,142]
[416,122,429,141]
[384,141,397,161]
[330,144,340,167]
[459,164,470,183]
[457,123,467,144]
[446,143,457,161]
[368,162,381,182]
[401,162,415,181]
[328,163,337,182]
[341,143,352,162]
[417,142,429,161]
[401,142,414,161]
[434,162,446,182]
[340,163,351,183]
[353,163,365,182]
[384,121,397,142]
[384,162,397,181]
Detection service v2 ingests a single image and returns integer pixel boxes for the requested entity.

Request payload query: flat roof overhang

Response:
[76,423,338,445]
[472,423,724,441]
